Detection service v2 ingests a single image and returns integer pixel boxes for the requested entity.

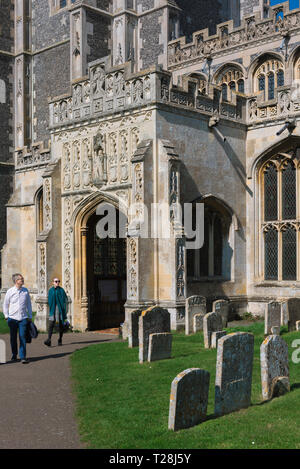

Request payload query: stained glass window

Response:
[222,83,228,101]
[265,228,278,280]
[282,161,296,220]
[268,73,275,100]
[264,164,278,221]
[259,75,265,92]
[238,79,245,93]
[277,70,284,87]
[282,226,297,280]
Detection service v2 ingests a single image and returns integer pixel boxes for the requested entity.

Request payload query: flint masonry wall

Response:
[86,9,111,66]
[0,0,14,286]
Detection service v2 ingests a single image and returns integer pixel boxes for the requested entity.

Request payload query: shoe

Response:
[58,339,62,346]
[11,356,17,362]
[44,339,51,347]
[21,359,29,364]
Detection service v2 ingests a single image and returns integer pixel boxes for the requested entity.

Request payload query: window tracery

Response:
[261,150,300,281]
[254,58,284,100]
[216,67,245,102]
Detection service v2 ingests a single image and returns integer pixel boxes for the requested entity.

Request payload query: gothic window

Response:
[222,83,228,101]
[187,201,232,280]
[254,58,284,100]
[51,0,76,14]
[238,79,245,93]
[216,66,245,102]
[268,72,275,100]
[261,151,300,281]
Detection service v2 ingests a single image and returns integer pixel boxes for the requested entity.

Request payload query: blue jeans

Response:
[7,318,28,360]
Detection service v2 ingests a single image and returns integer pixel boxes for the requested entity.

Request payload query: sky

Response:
[270,0,299,9]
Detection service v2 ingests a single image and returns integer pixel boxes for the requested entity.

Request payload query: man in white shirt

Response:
[3,273,32,364]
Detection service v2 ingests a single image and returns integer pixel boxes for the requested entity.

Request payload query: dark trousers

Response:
[48,320,64,342]
[8,318,28,360]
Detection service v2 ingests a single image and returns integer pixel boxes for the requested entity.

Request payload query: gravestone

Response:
[215,332,254,416]
[203,312,223,349]
[185,296,206,335]
[211,331,227,349]
[265,301,281,335]
[271,326,280,335]
[286,298,300,331]
[296,321,300,331]
[260,335,289,401]
[213,299,229,328]
[128,309,142,348]
[139,306,170,363]
[168,368,210,431]
[281,301,289,326]
[0,339,6,364]
[193,313,204,333]
[148,333,172,362]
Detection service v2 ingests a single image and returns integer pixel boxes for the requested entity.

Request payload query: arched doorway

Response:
[86,210,127,330]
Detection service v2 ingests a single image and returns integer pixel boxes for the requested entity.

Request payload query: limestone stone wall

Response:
[156,108,247,303]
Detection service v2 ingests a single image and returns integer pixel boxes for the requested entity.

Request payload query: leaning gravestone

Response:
[203,312,223,349]
[139,306,170,363]
[215,332,254,416]
[0,339,6,364]
[265,301,281,335]
[211,331,227,349]
[128,309,142,348]
[260,335,289,401]
[185,296,206,335]
[168,368,210,431]
[148,333,172,362]
[213,300,229,328]
[286,298,300,331]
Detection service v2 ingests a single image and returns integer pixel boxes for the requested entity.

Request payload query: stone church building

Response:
[1,0,300,331]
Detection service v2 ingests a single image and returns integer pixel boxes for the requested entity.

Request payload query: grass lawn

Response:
[0,313,9,334]
[70,322,300,449]
[0,312,37,334]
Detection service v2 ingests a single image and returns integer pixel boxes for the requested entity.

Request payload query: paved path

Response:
[0,331,119,449]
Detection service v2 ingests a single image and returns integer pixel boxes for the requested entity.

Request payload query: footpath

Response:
[0,331,118,449]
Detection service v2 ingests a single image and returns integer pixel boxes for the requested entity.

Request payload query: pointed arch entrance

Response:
[87,211,127,329]
[72,194,127,331]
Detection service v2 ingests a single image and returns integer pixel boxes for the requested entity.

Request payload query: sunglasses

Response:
[54,280,60,283]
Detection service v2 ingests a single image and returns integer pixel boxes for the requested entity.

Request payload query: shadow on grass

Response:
[291,382,300,391]
[68,339,117,345]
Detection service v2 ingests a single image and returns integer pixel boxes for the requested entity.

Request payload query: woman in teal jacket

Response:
[44,278,68,347]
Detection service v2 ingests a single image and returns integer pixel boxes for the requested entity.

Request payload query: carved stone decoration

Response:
[82,138,92,187]
[176,238,186,298]
[43,178,52,232]
[38,242,47,296]
[63,197,72,296]
[120,131,129,182]
[91,65,105,95]
[92,132,107,185]
[63,143,71,191]
[128,237,138,299]
[133,79,143,104]
[73,141,81,189]
[108,133,118,183]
